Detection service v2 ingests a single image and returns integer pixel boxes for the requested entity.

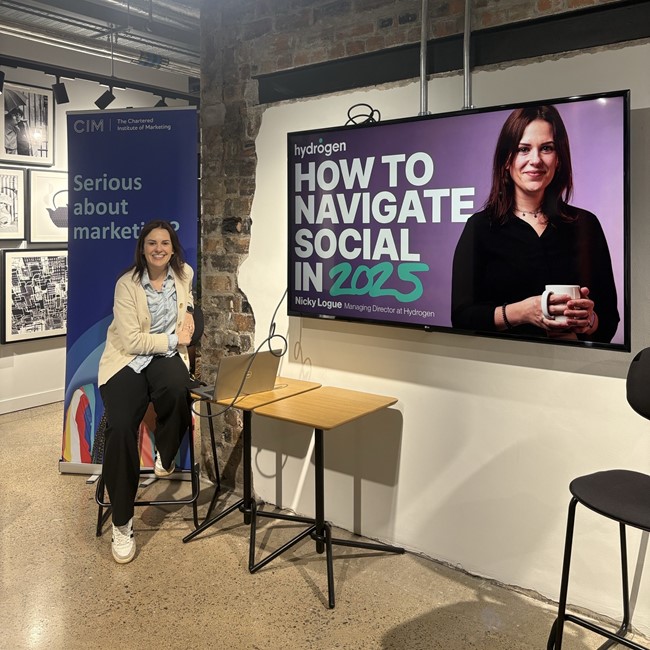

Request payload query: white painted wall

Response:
[242,43,650,631]
[0,36,189,414]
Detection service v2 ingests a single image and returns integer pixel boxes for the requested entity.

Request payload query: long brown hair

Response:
[127,220,187,281]
[484,105,575,224]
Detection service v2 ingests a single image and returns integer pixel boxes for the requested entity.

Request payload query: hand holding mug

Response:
[540,285,595,333]
[540,285,580,323]
[567,287,596,334]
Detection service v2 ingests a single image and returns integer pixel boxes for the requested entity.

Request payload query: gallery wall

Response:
[0,35,190,415]
[243,41,650,632]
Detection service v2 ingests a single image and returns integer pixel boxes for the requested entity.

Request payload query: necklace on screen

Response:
[514,205,543,219]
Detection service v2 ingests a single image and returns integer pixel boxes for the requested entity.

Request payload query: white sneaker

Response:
[154,453,175,478]
[111,518,136,564]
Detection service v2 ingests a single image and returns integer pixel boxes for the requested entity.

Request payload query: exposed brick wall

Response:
[206,0,623,77]
[199,0,625,488]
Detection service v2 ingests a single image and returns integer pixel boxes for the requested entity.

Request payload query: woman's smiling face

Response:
[143,227,174,273]
[508,118,559,201]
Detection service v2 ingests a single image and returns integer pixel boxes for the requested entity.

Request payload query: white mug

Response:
[541,284,580,322]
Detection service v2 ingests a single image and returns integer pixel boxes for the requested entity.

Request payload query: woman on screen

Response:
[451,104,619,343]
[97,220,196,563]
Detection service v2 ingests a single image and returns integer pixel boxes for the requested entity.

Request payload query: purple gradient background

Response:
[288,95,626,345]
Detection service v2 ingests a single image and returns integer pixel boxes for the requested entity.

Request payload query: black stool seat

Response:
[570,469,650,532]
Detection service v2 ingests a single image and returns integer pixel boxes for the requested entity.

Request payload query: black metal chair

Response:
[547,347,650,650]
[94,404,202,536]
[94,304,217,536]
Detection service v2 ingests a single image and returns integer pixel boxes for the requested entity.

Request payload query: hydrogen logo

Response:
[294,137,347,159]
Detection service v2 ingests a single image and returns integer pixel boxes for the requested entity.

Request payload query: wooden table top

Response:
[252,386,398,431]
[214,376,321,411]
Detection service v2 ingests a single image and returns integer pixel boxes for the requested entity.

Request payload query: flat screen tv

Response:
[287,90,630,351]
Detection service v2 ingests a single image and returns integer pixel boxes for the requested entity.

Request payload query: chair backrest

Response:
[626,347,650,420]
[190,303,204,347]
[188,303,204,378]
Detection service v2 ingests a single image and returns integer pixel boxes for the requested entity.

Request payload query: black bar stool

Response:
[547,348,650,650]
[94,402,201,536]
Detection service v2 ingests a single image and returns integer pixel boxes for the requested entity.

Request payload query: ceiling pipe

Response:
[419,0,430,116]
[102,0,199,29]
[0,21,199,77]
[463,0,474,110]
[17,0,199,43]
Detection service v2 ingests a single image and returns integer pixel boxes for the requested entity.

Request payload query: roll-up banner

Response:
[61,107,198,473]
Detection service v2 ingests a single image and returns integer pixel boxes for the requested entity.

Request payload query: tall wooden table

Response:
[183,377,320,544]
[250,386,404,608]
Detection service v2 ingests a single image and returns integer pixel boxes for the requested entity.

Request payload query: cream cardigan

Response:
[98,263,194,387]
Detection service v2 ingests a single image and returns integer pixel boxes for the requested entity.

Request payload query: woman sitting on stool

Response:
[98,219,195,564]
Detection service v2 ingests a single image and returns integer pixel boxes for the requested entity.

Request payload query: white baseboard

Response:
[0,389,64,415]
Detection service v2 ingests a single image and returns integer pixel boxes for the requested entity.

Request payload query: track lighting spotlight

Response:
[155,97,168,107]
[52,77,69,104]
[95,87,116,110]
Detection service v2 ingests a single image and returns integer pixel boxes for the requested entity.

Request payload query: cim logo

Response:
[294,137,347,159]
[73,118,105,133]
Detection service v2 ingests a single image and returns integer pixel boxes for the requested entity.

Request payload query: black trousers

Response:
[99,355,191,526]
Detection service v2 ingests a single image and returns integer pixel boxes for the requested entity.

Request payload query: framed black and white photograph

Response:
[1,82,54,166]
[0,167,26,240]
[29,169,68,243]
[2,249,68,343]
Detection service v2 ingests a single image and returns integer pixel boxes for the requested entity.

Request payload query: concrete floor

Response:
[1,402,646,650]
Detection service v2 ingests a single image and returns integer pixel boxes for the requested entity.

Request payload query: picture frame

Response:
[29,169,68,243]
[1,82,54,166]
[2,249,68,343]
[0,167,26,240]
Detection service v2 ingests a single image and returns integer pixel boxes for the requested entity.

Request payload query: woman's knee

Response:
[149,359,190,403]
[104,410,142,442]
[102,393,150,438]
[101,368,150,427]
[152,386,190,421]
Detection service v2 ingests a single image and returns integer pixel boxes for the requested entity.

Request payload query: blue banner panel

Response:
[62,107,198,467]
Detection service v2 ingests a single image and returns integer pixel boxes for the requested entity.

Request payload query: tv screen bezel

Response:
[286,89,631,352]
